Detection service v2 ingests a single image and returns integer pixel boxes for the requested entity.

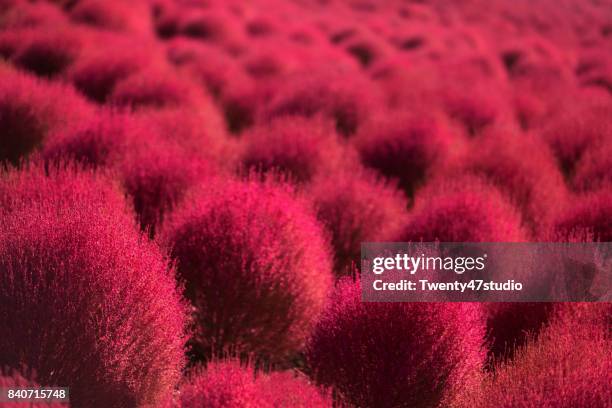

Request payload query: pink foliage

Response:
[307,277,486,407]
[309,168,408,276]
[354,111,454,197]
[262,70,379,137]
[240,116,350,183]
[554,190,612,242]
[439,131,567,236]
[0,164,187,408]
[0,65,93,164]
[463,304,611,407]
[401,176,526,242]
[177,360,331,408]
[161,178,333,361]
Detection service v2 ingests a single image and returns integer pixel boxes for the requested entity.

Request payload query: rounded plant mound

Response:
[554,190,612,242]
[0,64,93,164]
[120,139,214,234]
[309,168,408,276]
[178,360,265,408]
[306,277,485,408]
[162,178,333,362]
[354,111,454,197]
[0,164,187,408]
[464,304,611,408]
[240,116,349,183]
[262,70,379,137]
[178,360,331,408]
[401,176,526,242]
[438,131,567,237]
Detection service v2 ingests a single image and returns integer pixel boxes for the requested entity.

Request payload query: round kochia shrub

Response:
[554,190,612,242]
[42,111,137,168]
[401,176,526,242]
[306,277,485,408]
[309,168,408,276]
[9,28,80,78]
[240,116,349,183]
[0,165,187,408]
[162,178,333,362]
[120,139,215,235]
[463,305,611,408]
[262,70,378,137]
[439,131,567,237]
[67,45,148,103]
[42,110,221,234]
[541,101,612,176]
[178,360,331,408]
[354,111,453,197]
[0,64,93,164]
[572,141,612,192]
[178,360,265,408]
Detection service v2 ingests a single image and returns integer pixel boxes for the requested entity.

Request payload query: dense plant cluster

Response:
[0,0,610,406]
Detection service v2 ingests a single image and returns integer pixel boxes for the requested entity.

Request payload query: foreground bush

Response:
[162,178,333,362]
[307,277,485,407]
[0,164,187,408]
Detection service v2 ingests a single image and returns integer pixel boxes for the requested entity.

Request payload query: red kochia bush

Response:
[67,42,150,103]
[541,101,612,176]
[0,368,67,407]
[484,302,556,363]
[401,176,526,242]
[554,190,612,242]
[165,38,252,100]
[42,111,218,233]
[571,141,612,192]
[354,111,454,197]
[0,165,187,408]
[240,116,350,183]
[8,28,80,78]
[309,168,408,276]
[440,131,567,237]
[262,70,379,137]
[109,69,201,110]
[256,371,332,407]
[120,140,214,234]
[178,360,331,408]
[69,0,153,35]
[162,179,333,362]
[0,64,93,164]
[42,111,137,168]
[464,305,611,408]
[307,277,485,408]
[178,360,265,408]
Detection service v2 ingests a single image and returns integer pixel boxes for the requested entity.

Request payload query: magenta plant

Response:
[306,277,486,408]
[262,70,379,137]
[0,164,187,408]
[354,111,453,197]
[241,116,349,183]
[463,304,611,408]
[554,190,612,242]
[0,64,93,164]
[439,131,567,237]
[309,167,408,276]
[401,176,526,242]
[161,178,333,362]
[178,360,331,408]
